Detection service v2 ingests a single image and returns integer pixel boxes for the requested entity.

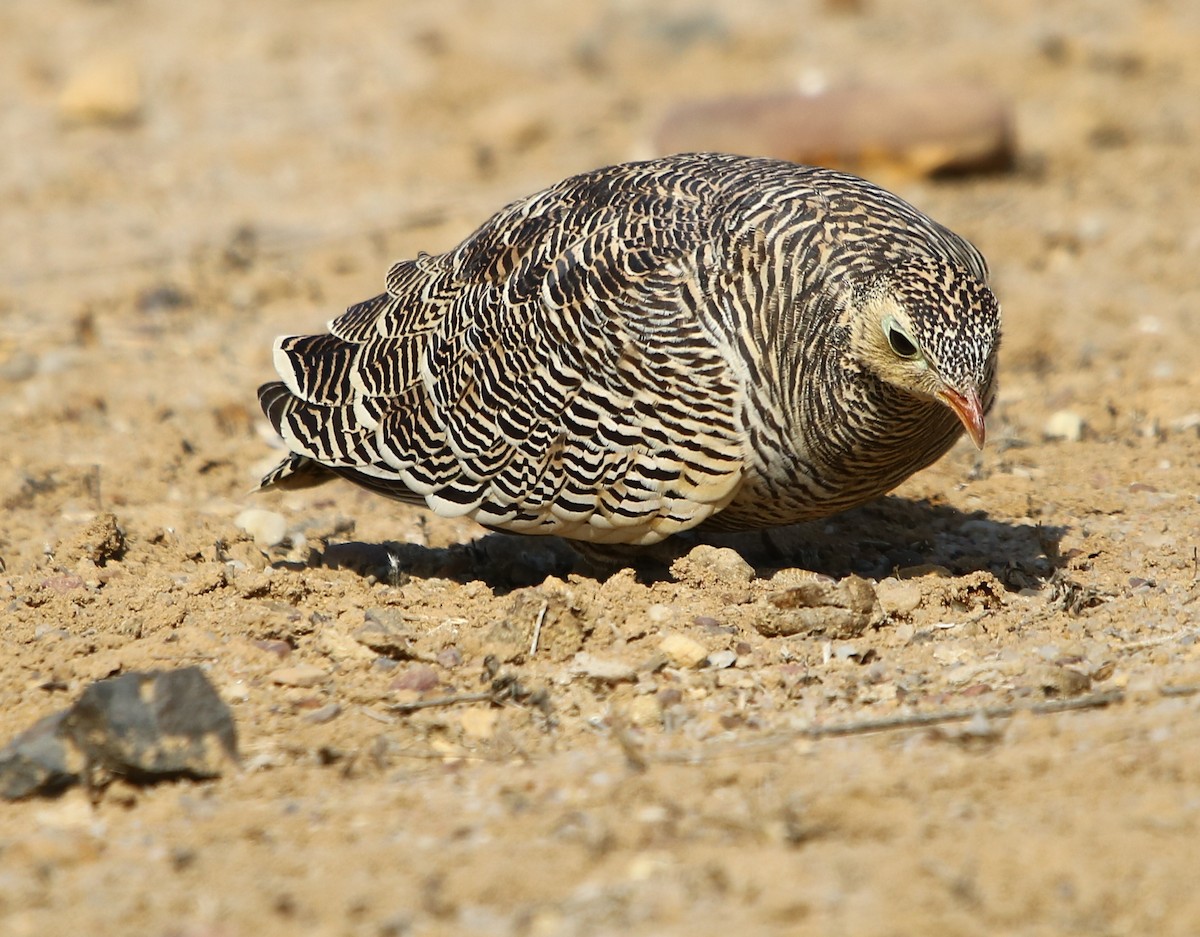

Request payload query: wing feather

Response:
[259,161,747,544]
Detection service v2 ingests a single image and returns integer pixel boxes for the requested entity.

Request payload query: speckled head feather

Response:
[876,258,1001,397]
[257,153,1002,546]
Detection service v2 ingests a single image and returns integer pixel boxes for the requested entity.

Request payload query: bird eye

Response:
[885,322,920,359]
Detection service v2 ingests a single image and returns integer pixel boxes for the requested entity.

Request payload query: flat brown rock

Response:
[653,84,1015,177]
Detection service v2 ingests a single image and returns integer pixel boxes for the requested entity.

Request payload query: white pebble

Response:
[570,652,637,683]
[659,633,709,669]
[58,54,142,124]
[1043,410,1085,442]
[235,508,288,546]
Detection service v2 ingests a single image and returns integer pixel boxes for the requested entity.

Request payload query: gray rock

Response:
[0,667,238,800]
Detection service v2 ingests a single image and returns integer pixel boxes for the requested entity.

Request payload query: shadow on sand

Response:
[294,495,1067,594]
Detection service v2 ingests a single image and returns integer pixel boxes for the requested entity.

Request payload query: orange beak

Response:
[939,387,987,449]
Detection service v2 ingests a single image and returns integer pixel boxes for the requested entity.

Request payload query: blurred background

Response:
[4,0,1197,321]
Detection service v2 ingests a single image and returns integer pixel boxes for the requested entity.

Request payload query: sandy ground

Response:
[3,0,1200,934]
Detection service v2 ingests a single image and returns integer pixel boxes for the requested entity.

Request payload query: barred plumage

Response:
[258,153,1000,547]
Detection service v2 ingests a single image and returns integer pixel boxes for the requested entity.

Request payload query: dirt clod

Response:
[756,574,883,638]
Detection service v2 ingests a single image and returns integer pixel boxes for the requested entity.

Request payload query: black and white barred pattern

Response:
[259,153,1000,545]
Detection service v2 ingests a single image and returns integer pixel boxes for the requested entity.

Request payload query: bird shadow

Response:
[713,496,1067,588]
[299,495,1067,594]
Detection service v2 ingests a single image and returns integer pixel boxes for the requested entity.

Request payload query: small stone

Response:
[656,687,684,709]
[59,54,142,125]
[317,627,374,664]
[706,649,737,669]
[460,707,499,740]
[831,642,861,660]
[626,695,662,728]
[875,578,924,616]
[269,666,328,688]
[1091,660,1116,682]
[1043,410,1085,442]
[302,703,342,725]
[436,647,463,669]
[355,609,416,659]
[756,575,882,638]
[235,508,289,547]
[1033,664,1091,697]
[389,665,439,693]
[659,633,710,669]
[0,712,79,800]
[646,604,677,625]
[570,652,637,683]
[670,545,755,585]
[253,639,292,660]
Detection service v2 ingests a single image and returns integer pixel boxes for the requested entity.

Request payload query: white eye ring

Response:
[883,317,920,359]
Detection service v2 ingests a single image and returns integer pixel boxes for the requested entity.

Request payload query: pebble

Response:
[670,545,755,585]
[706,649,738,670]
[1033,663,1091,697]
[355,609,415,658]
[1044,410,1085,442]
[268,665,328,688]
[656,687,683,708]
[831,642,862,661]
[58,54,143,125]
[646,604,677,625]
[302,702,342,724]
[253,639,292,660]
[756,575,882,638]
[234,508,288,547]
[318,627,375,664]
[570,652,637,683]
[389,665,439,692]
[460,707,499,740]
[626,694,662,728]
[659,633,710,669]
[875,578,924,616]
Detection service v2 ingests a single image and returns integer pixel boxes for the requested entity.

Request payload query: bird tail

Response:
[256,381,337,491]
[257,449,336,492]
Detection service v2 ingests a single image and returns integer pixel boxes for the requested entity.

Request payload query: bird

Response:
[257,153,1000,553]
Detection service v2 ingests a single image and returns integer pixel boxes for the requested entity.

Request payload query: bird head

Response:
[851,258,1001,449]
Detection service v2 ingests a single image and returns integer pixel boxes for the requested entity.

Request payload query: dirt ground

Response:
[3,0,1200,934]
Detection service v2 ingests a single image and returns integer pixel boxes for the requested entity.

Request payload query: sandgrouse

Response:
[258,153,1000,549]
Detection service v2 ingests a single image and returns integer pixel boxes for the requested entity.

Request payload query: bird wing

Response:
[260,166,747,544]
